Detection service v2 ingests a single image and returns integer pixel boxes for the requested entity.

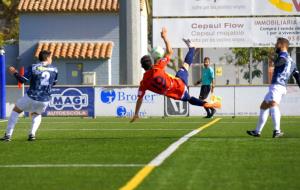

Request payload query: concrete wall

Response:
[19,13,120,84]
[139,5,149,81]
[53,59,109,85]
[3,44,19,85]
[5,86,23,116]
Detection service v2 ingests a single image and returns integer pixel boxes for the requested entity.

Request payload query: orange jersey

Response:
[138,56,186,100]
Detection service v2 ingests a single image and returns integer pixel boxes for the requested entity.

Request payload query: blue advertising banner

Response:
[45,87,94,117]
[95,87,165,117]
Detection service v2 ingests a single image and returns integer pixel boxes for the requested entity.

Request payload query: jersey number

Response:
[41,71,50,86]
[151,76,166,91]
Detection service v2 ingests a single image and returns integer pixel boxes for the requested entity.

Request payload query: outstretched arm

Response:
[53,72,58,86]
[130,97,143,123]
[161,27,173,58]
[8,66,29,84]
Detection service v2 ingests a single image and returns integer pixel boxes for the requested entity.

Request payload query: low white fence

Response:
[5,85,300,117]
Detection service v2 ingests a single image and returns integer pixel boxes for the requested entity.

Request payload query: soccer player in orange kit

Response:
[130,28,220,122]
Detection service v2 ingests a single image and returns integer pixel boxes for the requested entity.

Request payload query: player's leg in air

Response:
[130,30,219,123]
[176,38,220,109]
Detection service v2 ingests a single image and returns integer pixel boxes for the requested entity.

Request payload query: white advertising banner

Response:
[252,17,300,47]
[189,87,235,116]
[236,86,300,116]
[153,0,300,17]
[153,17,300,48]
[234,86,268,116]
[95,87,164,117]
[281,86,300,115]
[189,86,300,116]
[5,86,300,117]
[154,18,251,48]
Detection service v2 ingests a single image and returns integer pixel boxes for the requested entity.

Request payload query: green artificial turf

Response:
[0,117,299,190]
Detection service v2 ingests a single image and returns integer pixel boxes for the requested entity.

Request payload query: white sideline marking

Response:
[119,118,221,190]
[0,164,145,168]
[0,120,8,123]
[29,128,194,131]
[149,118,221,166]
[16,121,298,124]
[17,121,207,124]
[149,129,199,166]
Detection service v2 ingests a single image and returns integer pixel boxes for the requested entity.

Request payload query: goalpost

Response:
[0,48,6,119]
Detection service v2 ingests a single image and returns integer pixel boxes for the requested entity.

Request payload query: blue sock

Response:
[188,96,206,107]
[184,48,195,66]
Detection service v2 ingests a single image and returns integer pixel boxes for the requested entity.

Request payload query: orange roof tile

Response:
[35,41,113,59]
[18,0,119,13]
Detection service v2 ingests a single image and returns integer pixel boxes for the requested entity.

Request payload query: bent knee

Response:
[182,63,190,71]
[13,106,23,113]
[269,101,278,107]
[260,101,278,109]
[260,101,269,109]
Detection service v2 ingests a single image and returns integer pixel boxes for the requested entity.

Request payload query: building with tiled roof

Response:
[18,0,120,13]
[16,0,148,85]
[34,42,114,60]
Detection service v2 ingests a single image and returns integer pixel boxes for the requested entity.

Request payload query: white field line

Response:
[0,120,8,123]
[149,129,200,166]
[15,121,299,125]
[0,164,145,168]
[8,128,195,131]
[119,118,221,190]
[17,121,208,124]
[148,118,221,166]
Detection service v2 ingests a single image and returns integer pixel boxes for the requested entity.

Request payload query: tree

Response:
[220,47,274,83]
[0,0,19,46]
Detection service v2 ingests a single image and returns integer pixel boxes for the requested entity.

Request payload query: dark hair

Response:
[204,57,210,62]
[277,37,289,47]
[141,55,153,70]
[39,50,52,62]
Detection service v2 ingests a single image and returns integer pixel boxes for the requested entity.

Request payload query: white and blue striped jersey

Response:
[271,51,297,87]
[24,63,58,102]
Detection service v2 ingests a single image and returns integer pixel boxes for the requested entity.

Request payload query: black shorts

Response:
[199,85,211,100]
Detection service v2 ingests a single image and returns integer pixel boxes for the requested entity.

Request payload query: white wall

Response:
[5,85,300,117]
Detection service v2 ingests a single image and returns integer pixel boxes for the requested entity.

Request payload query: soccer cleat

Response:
[182,38,195,48]
[28,134,36,141]
[273,130,284,138]
[0,133,11,142]
[208,108,217,118]
[246,130,261,137]
[204,102,221,109]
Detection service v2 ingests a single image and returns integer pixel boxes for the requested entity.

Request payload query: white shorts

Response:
[264,84,287,104]
[16,94,49,115]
